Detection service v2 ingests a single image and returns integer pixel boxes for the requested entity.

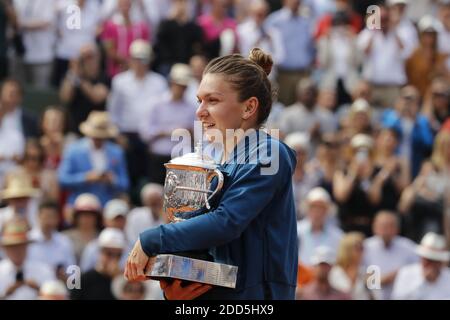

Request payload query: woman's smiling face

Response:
[196,73,246,143]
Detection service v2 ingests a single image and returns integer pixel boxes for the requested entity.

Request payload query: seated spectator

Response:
[406,16,449,99]
[38,280,68,300]
[381,85,434,178]
[63,194,102,263]
[59,45,109,135]
[80,198,130,272]
[126,183,165,243]
[0,174,38,231]
[107,40,168,189]
[284,132,316,218]
[329,232,377,300]
[363,211,418,300]
[399,130,450,242]
[0,79,39,187]
[58,111,129,206]
[392,232,450,299]
[11,139,59,201]
[333,134,378,236]
[0,218,55,300]
[297,246,351,300]
[139,63,196,185]
[28,200,76,280]
[297,188,344,266]
[371,128,411,213]
[70,228,126,300]
[101,0,151,79]
[422,77,450,134]
[153,0,204,76]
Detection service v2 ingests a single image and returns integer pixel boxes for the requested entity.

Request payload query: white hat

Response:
[310,246,336,266]
[387,0,408,6]
[418,16,441,33]
[74,193,101,212]
[170,63,192,86]
[98,228,126,250]
[416,232,450,262]
[307,187,331,205]
[130,39,152,61]
[350,98,371,114]
[284,132,310,152]
[39,280,68,300]
[104,199,129,220]
[351,134,374,150]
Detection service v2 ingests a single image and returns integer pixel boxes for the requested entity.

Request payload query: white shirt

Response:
[79,238,131,272]
[0,109,25,188]
[28,228,76,270]
[88,139,107,173]
[357,28,409,85]
[107,70,169,133]
[0,258,55,300]
[297,219,343,266]
[125,207,163,243]
[13,0,56,64]
[392,263,450,300]
[329,265,377,300]
[139,93,197,156]
[55,0,101,60]
[363,236,419,300]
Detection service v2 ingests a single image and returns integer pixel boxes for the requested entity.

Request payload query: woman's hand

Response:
[160,279,212,300]
[124,239,150,282]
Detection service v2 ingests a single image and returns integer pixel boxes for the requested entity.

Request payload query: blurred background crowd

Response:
[0,0,450,300]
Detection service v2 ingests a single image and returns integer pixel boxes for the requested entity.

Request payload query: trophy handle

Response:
[205,169,224,209]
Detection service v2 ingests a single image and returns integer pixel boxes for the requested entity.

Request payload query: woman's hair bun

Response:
[248,48,273,76]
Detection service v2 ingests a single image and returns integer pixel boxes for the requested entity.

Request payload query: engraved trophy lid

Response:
[167,142,217,170]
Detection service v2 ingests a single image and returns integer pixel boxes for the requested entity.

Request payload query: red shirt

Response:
[314,13,363,40]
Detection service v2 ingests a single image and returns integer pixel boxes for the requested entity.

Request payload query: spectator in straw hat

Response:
[58,111,129,207]
[0,173,38,232]
[392,232,450,299]
[0,218,55,300]
[139,63,197,185]
[71,228,126,300]
[63,193,103,263]
[38,280,68,300]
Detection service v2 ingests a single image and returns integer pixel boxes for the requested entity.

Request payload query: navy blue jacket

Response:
[140,132,298,299]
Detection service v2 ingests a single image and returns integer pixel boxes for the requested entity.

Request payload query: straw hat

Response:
[79,111,118,139]
[1,175,38,201]
[170,63,192,87]
[350,99,371,116]
[350,134,374,150]
[416,232,450,262]
[104,199,129,221]
[73,193,102,213]
[130,39,152,62]
[39,280,68,300]
[0,218,32,246]
[418,16,441,33]
[307,187,331,206]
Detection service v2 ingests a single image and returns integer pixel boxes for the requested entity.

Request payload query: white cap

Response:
[416,232,450,262]
[39,280,68,300]
[130,39,152,61]
[418,16,441,33]
[104,199,129,220]
[351,134,374,150]
[307,187,331,205]
[170,63,192,86]
[98,228,126,249]
[387,0,408,6]
[310,246,336,266]
[74,193,101,212]
[351,98,371,114]
[284,132,310,152]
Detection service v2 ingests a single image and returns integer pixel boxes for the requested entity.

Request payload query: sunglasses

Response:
[102,250,122,259]
[432,92,449,99]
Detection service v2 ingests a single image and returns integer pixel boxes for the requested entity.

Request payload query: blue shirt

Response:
[265,8,315,70]
[140,131,298,299]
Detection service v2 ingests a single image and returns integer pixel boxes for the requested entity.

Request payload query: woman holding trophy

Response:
[125,48,298,300]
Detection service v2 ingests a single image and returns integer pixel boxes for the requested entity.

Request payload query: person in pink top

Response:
[197,0,237,58]
[101,0,150,79]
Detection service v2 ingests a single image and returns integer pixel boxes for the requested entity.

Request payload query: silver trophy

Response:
[146,143,238,289]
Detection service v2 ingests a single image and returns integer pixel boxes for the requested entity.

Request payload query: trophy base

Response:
[146,254,238,289]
